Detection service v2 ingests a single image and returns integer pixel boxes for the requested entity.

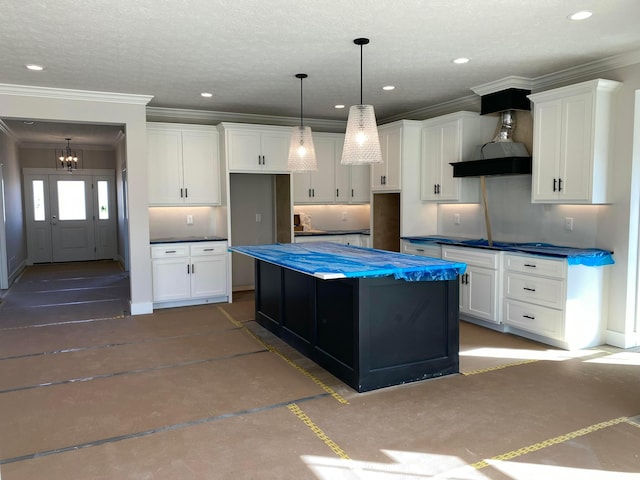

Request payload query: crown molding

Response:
[146,106,346,132]
[531,49,640,91]
[380,94,481,124]
[0,84,153,105]
[471,76,535,96]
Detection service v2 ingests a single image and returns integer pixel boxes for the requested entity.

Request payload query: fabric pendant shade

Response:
[288,73,317,171]
[341,37,382,165]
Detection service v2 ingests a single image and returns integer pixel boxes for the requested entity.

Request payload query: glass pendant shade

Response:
[288,125,317,171]
[341,104,382,165]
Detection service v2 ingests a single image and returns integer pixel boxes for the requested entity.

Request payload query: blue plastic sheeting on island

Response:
[406,237,615,267]
[229,242,467,281]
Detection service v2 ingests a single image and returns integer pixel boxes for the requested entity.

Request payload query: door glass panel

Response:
[97,180,109,220]
[57,180,86,220]
[32,180,45,221]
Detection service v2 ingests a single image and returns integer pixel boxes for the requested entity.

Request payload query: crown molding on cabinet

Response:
[380,94,481,124]
[146,106,347,133]
[0,83,153,105]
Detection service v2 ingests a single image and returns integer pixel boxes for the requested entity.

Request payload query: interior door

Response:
[49,175,96,262]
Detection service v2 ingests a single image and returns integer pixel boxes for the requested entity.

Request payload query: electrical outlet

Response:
[256,213,262,222]
[454,213,461,225]
[186,215,193,225]
[342,211,348,221]
[565,217,573,231]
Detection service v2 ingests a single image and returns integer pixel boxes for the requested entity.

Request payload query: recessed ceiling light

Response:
[568,10,592,20]
[452,57,470,64]
[200,92,213,98]
[26,64,44,71]
[382,85,395,91]
[334,104,345,109]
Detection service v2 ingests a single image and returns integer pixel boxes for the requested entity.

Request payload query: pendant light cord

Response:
[300,75,304,127]
[359,42,363,105]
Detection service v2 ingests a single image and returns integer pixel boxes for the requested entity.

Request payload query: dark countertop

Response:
[150,236,227,244]
[294,229,370,236]
[401,235,614,267]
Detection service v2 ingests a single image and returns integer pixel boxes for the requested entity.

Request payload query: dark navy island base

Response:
[230,242,463,393]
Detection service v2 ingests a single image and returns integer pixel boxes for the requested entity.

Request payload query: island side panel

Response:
[356,277,460,392]
[255,260,282,333]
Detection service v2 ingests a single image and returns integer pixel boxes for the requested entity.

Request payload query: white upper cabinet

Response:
[335,133,370,204]
[420,112,496,203]
[219,122,291,173]
[528,78,621,204]
[147,123,220,206]
[372,122,403,191]
[293,133,336,204]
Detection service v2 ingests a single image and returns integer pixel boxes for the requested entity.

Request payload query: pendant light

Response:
[341,38,382,165]
[288,73,317,171]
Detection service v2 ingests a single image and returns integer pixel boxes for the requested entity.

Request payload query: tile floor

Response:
[1,262,639,479]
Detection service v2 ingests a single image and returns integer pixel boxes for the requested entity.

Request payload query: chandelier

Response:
[56,138,80,172]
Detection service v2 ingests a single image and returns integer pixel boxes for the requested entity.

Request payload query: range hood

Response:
[452,87,532,178]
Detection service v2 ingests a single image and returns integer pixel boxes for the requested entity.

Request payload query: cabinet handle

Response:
[438,184,441,194]
[312,188,315,197]
[187,264,190,274]
[308,188,312,197]
[185,188,188,198]
[192,263,195,274]
[558,178,563,192]
[553,178,557,192]
[165,250,176,254]
[434,184,437,195]
[351,188,354,197]
[336,188,339,197]
[523,314,535,320]
[180,188,184,198]
[416,248,425,252]
[523,287,536,292]
[262,155,266,165]
[524,263,537,268]
[258,155,262,165]
[203,248,214,252]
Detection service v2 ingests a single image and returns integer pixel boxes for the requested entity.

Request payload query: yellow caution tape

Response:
[288,403,351,460]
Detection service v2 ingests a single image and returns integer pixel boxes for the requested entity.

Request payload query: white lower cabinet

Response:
[401,239,441,259]
[151,241,229,308]
[442,246,502,324]
[502,252,605,349]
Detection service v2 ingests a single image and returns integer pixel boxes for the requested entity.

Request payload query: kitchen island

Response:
[229,242,466,392]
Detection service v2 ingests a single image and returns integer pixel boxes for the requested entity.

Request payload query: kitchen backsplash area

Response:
[293,204,370,232]
[149,206,226,240]
[438,175,603,248]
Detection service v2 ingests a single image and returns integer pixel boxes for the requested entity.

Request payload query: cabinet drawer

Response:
[504,299,563,340]
[151,245,189,258]
[442,246,499,269]
[504,272,565,309]
[504,253,565,278]
[402,242,441,258]
[190,242,228,256]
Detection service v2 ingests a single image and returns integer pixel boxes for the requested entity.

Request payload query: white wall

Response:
[149,206,225,239]
[0,128,25,285]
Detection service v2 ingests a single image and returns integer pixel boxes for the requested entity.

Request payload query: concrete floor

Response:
[1,262,639,479]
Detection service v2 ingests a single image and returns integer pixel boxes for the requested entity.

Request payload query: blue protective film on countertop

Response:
[229,242,467,281]
[403,236,614,267]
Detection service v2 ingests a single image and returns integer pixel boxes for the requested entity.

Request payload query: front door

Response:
[24,171,117,264]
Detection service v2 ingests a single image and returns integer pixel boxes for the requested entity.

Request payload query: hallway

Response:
[0,264,639,479]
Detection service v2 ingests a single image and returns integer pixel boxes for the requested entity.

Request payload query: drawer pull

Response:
[523,287,536,292]
[523,314,535,320]
[416,248,425,252]
[203,248,214,252]
[165,250,177,254]
[524,263,537,268]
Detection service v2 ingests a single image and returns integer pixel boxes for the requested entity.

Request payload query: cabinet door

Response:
[148,127,184,204]
[437,120,462,201]
[310,136,337,203]
[260,131,290,172]
[181,129,220,205]
[373,127,401,190]
[420,124,443,200]
[190,255,228,298]
[559,92,594,202]
[292,171,313,203]
[531,99,562,202]
[466,266,498,322]
[152,257,191,301]
[349,165,370,203]
[227,129,263,171]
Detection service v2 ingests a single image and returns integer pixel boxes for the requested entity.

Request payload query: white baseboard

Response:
[605,329,639,349]
[130,301,153,315]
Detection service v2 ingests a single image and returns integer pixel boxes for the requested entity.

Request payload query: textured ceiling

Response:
[2,0,640,145]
